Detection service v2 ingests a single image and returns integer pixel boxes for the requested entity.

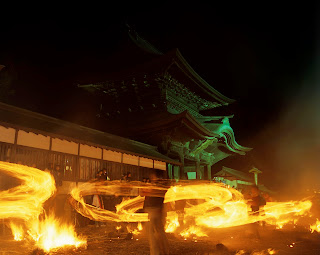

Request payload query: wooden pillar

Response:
[207,163,212,181]
[11,128,18,163]
[167,163,173,179]
[76,143,80,183]
[195,158,201,180]
[178,153,185,180]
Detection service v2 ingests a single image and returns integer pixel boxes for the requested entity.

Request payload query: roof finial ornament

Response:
[222,117,229,125]
[125,22,139,40]
[249,167,262,185]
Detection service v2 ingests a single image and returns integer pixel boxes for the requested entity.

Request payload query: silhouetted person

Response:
[44,163,54,174]
[52,164,62,187]
[175,199,186,230]
[248,185,266,214]
[126,172,132,182]
[247,185,266,239]
[120,173,127,182]
[96,169,104,180]
[102,168,110,180]
[92,193,104,227]
[142,172,169,255]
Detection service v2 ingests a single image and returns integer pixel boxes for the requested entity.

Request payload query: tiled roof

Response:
[0,102,180,165]
[215,166,253,182]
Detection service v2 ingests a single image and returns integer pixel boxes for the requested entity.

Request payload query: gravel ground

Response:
[1,222,320,255]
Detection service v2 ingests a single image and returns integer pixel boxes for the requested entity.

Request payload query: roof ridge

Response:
[0,101,159,150]
[126,23,163,55]
[171,49,236,105]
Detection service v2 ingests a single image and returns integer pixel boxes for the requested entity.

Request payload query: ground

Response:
[1,222,320,255]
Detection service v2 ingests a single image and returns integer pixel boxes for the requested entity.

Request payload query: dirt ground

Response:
[1,222,320,255]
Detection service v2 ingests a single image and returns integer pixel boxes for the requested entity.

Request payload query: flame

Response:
[250,249,277,255]
[236,250,277,255]
[131,228,140,236]
[179,226,208,238]
[137,222,143,231]
[9,216,86,252]
[310,218,320,233]
[127,222,143,236]
[130,222,144,236]
[69,180,313,238]
[263,200,312,228]
[235,250,247,255]
[165,182,312,232]
[0,161,86,251]
[69,180,159,222]
[0,162,55,220]
[267,248,277,254]
[26,215,86,252]
[9,222,24,241]
[165,212,180,233]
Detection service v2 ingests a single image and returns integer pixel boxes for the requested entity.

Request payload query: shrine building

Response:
[78,26,252,181]
[0,25,251,190]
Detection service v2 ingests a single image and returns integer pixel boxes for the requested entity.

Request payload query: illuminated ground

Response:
[1,222,320,255]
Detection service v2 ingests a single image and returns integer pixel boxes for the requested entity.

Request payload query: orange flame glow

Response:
[0,161,86,252]
[263,201,312,229]
[69,180,153,222]
[310,218,320,233]
[70,180,313,238]
[26,215,86,252]
[179,226,208,238]
[165,212,180,233]
[165,182,312,233]
[236,249,277,255]
[9,222,24,241]
[0,162,55,220]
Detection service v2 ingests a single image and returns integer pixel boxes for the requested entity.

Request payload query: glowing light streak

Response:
[0,162,55,220]
[0,161,86,252]
[70,180,168,222]
[69,179,313,238]
[9,222,24,241]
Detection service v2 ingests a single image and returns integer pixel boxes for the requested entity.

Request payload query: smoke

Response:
[254,8,320,198]
[272,71,320,197]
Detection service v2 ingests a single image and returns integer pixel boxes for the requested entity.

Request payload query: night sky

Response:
[1,4,319,194]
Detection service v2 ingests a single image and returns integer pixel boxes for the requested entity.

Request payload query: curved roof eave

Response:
[78,48,237,109]
[175,111,252,156]
[181,110,217,139]
[199,116,252,155]
[127,28,164,56]
[169,49,236,105]
[127,110,215,140]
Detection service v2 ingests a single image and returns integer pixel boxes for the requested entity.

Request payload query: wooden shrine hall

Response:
[78,25,252,180]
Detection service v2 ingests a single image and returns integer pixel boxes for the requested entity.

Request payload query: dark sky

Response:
[1,4,319,194]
